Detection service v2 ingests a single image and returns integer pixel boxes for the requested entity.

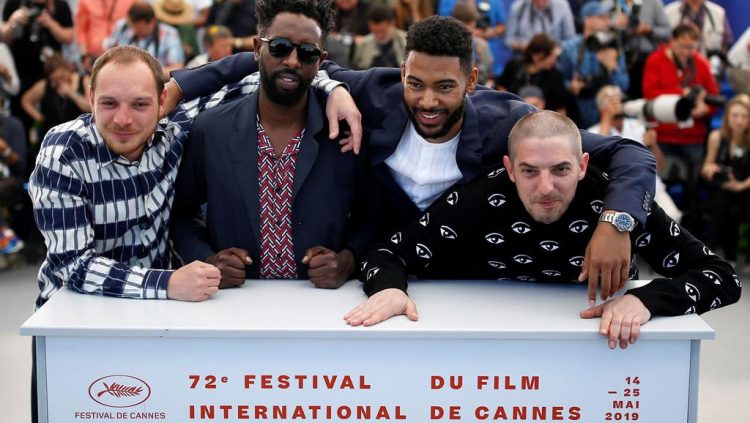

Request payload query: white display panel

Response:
[44,336,690,423]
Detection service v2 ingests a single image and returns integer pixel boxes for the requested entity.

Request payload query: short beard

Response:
[259,60,311,107]
[405,96,466,141]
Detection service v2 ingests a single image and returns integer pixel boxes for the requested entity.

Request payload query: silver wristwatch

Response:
[599,211,636,232]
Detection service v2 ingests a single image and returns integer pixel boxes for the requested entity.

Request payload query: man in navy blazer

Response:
[171,0,375,289]
[172,16,656,304]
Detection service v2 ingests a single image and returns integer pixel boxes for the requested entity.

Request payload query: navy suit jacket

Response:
[171,88,376,278]
[173,54,656,236]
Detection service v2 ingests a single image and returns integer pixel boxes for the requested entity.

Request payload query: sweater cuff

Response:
[142,269,173,300]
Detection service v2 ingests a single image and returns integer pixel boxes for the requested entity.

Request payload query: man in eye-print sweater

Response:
[346,111,740,350]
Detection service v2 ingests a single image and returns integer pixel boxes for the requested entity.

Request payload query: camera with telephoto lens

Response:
[623,87,726,123]
[585,31,619,52]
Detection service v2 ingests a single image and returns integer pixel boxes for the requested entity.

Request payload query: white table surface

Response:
[20,279,714,340]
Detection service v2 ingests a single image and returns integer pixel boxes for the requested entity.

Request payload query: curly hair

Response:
[405,15,474,74]
[256,0,335,38]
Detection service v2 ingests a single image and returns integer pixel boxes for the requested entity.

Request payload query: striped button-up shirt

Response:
[28,74,263,308]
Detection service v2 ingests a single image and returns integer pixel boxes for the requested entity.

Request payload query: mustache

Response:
[532,195,562,203]
[107,125,134,132]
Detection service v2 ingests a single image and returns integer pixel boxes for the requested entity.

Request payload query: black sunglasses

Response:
[259,37,323,65]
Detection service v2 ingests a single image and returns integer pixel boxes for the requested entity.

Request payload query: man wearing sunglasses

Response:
[171,16,655,306]
[170,0,376,289]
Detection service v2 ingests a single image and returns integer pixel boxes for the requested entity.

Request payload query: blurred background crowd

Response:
[0,0,748,272]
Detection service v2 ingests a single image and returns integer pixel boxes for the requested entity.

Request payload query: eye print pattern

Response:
[440,225,457,239]
[366,267,380,280]
[590,200,603,214]
[663,251,680,268]
[540,240,560,251]
[514,254,533,264]
[488,194,506,207]
[635,233,651,248]
[568,220,589,234]
[487,168,506,178]
[569,256,584,267]
[702,270,722,285]
[684,282,700,302]
[511,222,532,234]
[485,232,505,245]
[488,261,507,269]
[710,298,721,310]
[669,221,681,237]
[416,243,432,260]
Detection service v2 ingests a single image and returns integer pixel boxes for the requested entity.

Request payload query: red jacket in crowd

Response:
[642,44,719,145]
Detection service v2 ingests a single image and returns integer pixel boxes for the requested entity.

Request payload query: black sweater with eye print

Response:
[359,167,741,317]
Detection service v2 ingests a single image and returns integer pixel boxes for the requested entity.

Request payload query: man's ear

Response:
[578,152,590,180]
[466,66,479,93]
[503,155,515,182]
[253,36,262,61]
[158,87,167,117]
[401,61,406,83]
[88,88,95,118]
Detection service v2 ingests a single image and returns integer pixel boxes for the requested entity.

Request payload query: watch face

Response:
[615,214,633,231]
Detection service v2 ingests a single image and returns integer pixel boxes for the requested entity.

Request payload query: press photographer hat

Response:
[153,0,194,26]
[580,1,610,18]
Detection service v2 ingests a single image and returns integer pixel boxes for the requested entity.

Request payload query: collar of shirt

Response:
[86,115,167,168]
[256,116,304,158]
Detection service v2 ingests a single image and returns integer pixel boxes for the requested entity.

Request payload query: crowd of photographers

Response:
[0,0,747,270]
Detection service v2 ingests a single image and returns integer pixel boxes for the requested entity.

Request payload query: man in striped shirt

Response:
[28,45,357,308]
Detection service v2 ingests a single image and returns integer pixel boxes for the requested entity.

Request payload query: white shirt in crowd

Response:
[728,26,750,69]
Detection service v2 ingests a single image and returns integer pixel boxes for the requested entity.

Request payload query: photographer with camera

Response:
[701,94,750,271]
[506,0,576,56]
[1,0,72,132]
[602,0,670,99]
[642,23,718,174]
[558,1,629,128]
[664,0,732,58]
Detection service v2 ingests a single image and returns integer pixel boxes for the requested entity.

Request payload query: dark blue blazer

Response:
[173,55,656,236]
[171,88,376,278]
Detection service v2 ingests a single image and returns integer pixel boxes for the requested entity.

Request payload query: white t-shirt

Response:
[385,122,463,211]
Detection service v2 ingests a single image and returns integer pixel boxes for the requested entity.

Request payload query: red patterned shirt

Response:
[257,119,304,279]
